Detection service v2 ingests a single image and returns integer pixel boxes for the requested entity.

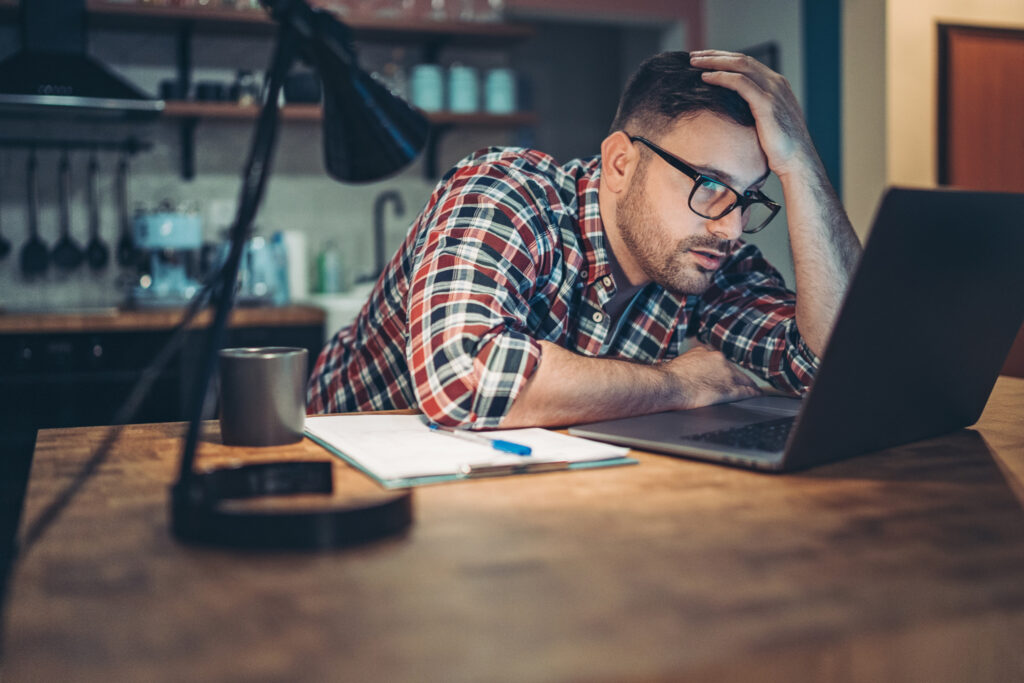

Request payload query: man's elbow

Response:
[413,375,490,428]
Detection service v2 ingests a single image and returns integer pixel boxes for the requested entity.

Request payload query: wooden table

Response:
[5,378,1024,682]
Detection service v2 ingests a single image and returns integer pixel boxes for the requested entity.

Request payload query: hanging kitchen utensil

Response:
[85,149,109,270]
[0,204,8,260]
[0,158,10,261]
[115,152,136,267]
[52,148,84,271]
[19,149,48,277]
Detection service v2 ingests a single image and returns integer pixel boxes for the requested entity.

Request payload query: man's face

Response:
[616,112,769,296]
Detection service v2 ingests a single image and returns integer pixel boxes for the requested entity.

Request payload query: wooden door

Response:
[939,25,1024,377]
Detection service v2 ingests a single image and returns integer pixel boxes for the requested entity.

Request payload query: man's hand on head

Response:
[689,50,820,181]
[690,50,862,359]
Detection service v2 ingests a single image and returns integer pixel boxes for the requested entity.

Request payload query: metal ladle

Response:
[19,149,49,277]
[85,150,109,270]
[0,153,10,261]
[115,153,137,267]
[51,148,84,271]
[0,202,8,261]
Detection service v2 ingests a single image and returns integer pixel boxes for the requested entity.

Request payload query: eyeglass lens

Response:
[745,203,775,233]
[691,179,774,233]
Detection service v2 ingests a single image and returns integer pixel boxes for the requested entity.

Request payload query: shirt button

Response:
[580,270,588,279]
[592,311,604,323]
[602,276,612,288]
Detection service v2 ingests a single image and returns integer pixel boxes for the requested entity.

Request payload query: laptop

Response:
[569,187,1024,472]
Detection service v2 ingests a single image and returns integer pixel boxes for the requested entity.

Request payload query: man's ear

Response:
[600,131,638,195]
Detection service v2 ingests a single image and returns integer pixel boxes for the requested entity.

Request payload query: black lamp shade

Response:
[305,9,430,183]
[320,63,431,183]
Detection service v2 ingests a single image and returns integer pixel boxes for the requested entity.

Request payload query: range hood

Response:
[0,0,163,119]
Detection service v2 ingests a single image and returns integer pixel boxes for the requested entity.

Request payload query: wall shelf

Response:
[162,100,537,127]
[84,1,535,43]
[0,1,536,180]
[162,101,537,178]
[93,2,537,180]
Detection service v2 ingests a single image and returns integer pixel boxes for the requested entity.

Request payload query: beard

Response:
[616,164,732,296]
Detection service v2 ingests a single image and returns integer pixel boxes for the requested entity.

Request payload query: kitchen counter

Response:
[0,304,327,433]
[0,304,325,334]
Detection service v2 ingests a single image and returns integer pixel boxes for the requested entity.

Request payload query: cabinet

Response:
[0,306,325,433]
[17,0,539,178]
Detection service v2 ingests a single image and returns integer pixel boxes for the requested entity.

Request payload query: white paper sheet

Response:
[305,414,632,484]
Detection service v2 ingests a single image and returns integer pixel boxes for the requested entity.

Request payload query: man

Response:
[308,50,861,429]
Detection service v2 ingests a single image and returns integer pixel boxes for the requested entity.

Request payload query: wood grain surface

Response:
[4,378,1024,682]
[0,305,325,334]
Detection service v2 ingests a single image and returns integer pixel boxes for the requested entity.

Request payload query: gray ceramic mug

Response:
[218,347,308,447]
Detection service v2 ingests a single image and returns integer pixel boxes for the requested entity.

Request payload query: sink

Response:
[302,282,376,336]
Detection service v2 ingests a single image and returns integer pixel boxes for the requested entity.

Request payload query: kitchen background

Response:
[0,0,1020,330]
[0,0,809,320]
[0,2,645,314]
[0,0,1018,358]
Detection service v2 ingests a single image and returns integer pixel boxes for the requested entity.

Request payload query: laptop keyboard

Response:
[686,416,796,452]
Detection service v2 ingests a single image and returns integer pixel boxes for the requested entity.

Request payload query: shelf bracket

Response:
[176,20,197,181]
[424,122,453,180]
[176,21,193,97]
[421,37,452,66]
[180,118,199,180]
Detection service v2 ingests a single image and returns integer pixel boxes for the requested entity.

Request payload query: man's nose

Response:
[708,207,744,241]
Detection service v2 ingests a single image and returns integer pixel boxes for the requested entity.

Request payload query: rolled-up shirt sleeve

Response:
[406,167,545,428]
[693,242,820,395]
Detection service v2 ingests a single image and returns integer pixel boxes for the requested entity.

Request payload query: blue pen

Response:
[427,424,533,456]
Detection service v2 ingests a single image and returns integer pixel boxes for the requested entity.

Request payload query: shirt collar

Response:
[574,157,611,287]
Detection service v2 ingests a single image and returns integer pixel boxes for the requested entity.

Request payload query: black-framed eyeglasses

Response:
[628,135,781,234]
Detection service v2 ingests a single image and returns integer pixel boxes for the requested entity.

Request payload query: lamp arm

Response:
[167,0,417,551]
[260,0,359,71]
[175,19,299,486]
[169,14,414,551]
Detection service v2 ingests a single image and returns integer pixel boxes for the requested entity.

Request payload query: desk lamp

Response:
[170,0,428,549]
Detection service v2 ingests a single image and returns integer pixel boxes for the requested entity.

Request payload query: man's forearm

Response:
[499,341,673,428]
[498,341,758,428]
[778,157,862,357]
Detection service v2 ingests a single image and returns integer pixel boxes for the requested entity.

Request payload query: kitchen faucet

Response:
[373,190,404,277]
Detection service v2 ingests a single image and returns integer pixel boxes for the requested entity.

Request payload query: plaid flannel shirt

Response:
[307,147,819,428]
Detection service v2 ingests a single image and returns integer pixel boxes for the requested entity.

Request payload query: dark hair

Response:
[609,51,755,136]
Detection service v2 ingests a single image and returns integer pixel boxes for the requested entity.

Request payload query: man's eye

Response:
[698,177,727,193]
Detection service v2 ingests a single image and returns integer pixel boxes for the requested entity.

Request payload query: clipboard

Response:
[304,415,637,488]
